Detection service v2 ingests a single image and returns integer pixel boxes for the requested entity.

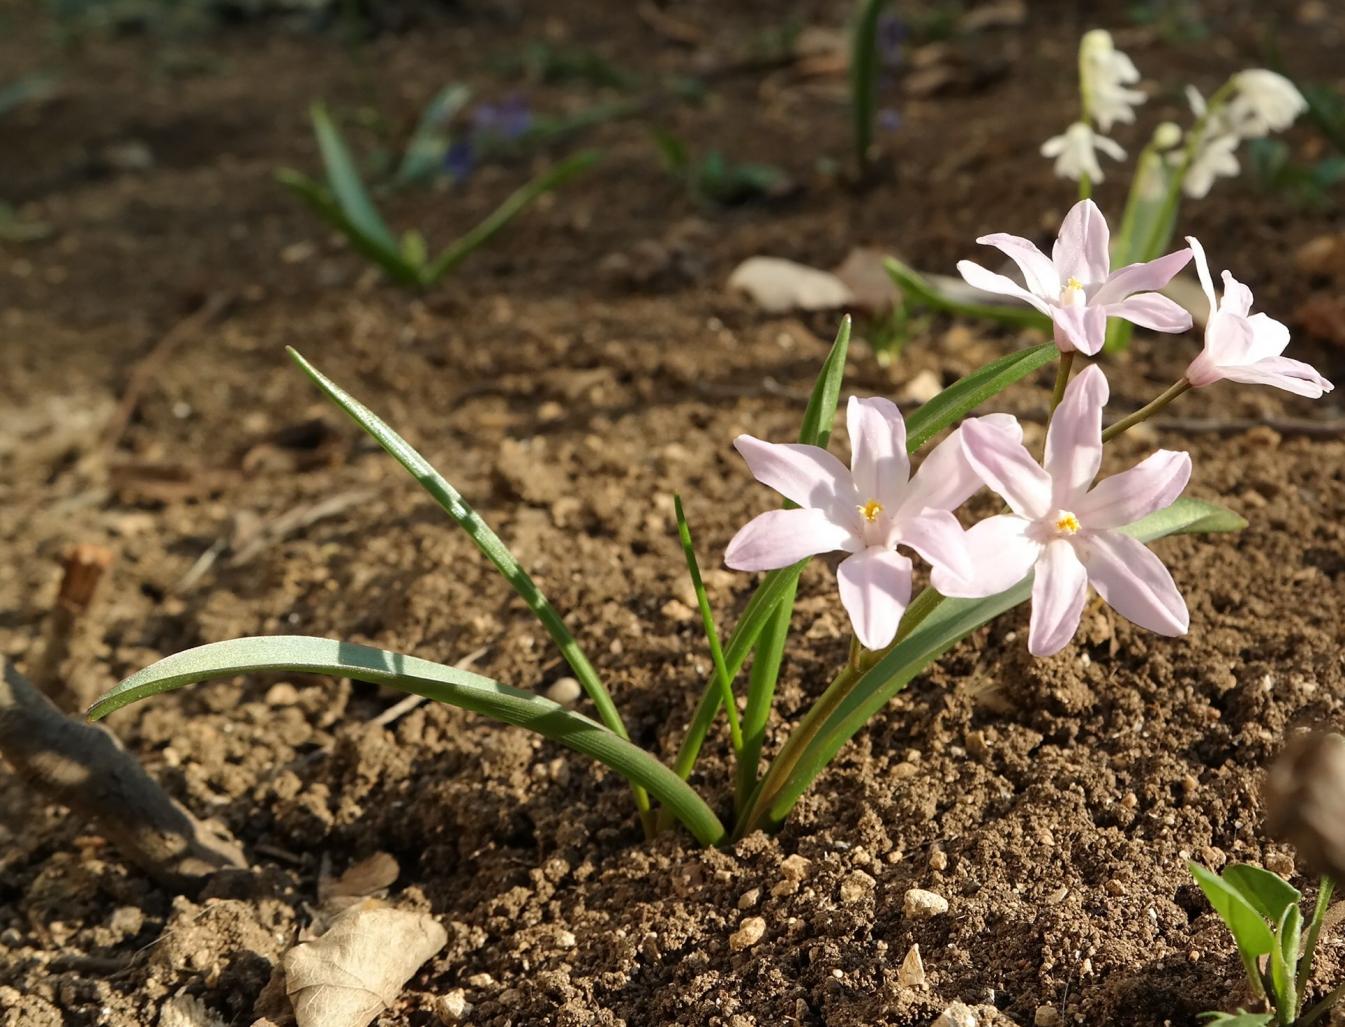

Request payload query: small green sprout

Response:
[277,102,596,288]
[652,129,788,207]
[1190,862,1340,1026]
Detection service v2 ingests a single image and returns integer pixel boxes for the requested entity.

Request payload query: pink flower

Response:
[725,397,995,650]
[933,366,1191,657]
[957,199,1193,356]
[1185,235,1334,398]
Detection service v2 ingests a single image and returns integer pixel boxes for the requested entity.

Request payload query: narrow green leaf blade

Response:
[799,315,851,448]
[1189,862,1278,960]
[885,257,1054,330]
[1270,903,1301,1018]
[422,150,599,283]
[1199,1012,1275,1027]
[276,169,421,285]
[287,349,645,823]
[394,83,471,188]
[1223,864,1302,924]
[903,342,1056,452]
[87,637,723,846]
[764,497,1247,821]
[310,102,401,254]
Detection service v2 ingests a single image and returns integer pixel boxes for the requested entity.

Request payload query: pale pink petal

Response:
[1219,270,1254,318]
[1199,309,1259,369]
[837,548,913,650]
[1044,363,1107,506]
[931,514,1040,599]
[1091,248,1193,306]
[1050,303,1108,356]
[847,396,909,508]
[734,435,860,521]
[1075,450,1191,529]
[903,414,1023,513]
[1082,531,1189,637]
[956,260,1053,316]
[1052,199,1110,284]
[1246,312,1291,360]
[893,508,971,580]
[1105,292,1193,335]
[1185,235,1218,317]
[1028,539,1089,657]
[725,507,858,571]
[1219,356,1334,398]
[976,232,1060,296]
[960,419,1053,520]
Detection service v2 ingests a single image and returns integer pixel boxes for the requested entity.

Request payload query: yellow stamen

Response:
[1055,512,1081,534]
[860,500,884,523]
[1065,276,1084,291]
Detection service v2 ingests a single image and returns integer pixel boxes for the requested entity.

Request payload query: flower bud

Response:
[1264,731,1345,880]
[1152,122,1183,150]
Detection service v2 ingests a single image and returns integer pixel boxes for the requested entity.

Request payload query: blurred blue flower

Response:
[444,94,534,183]
[877,11,906,70]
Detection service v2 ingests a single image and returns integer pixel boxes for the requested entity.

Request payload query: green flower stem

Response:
[1298,876,1335,1015]
[734,584,795,814]
[1049,351,1075,415]
[735,588,945,840]
[1100,378,1191,443]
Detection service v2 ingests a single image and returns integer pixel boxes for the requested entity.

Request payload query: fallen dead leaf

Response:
[727,256,854,314]
[284,904,447,1027]
[833,247,901,316]
[318,852,401,914]
[159,993,225,1027]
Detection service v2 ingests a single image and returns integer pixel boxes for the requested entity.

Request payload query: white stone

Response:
[903,887,949,919]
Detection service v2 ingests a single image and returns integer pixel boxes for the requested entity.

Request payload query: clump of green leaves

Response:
[277,102,596,288]
[1190,862,1341,1026]
[652,130,789,206]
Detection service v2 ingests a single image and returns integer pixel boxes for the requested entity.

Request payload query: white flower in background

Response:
[1041,122,1126,183]
[1152,121,1183,151]
[1080,29,1146,131]
[1226,69,1307,137]
[1181,132,1240,198]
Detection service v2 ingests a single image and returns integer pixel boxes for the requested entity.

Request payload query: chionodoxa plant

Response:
[90,200,1333,847]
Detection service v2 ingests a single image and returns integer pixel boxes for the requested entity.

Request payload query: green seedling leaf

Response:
[276,169,421,285]
[1223,864,1302,925]
[420,150,598,284]
[393,83,471,189]
[310,102,401,256]
[1189,862,1277,961]
[850,0,886,175]
[87,636,723,846]
[759,499,1247,824]
[1199,1012,1274,1027]
[885,257,1054,330]
[1269,903,1301,1019]
[903,341,1055,451]
[288,348,650,824]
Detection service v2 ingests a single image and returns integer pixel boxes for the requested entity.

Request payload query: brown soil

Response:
[3,2,1345,1025]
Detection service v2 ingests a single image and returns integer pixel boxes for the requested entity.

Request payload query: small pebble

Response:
[903,888,949,920]
[839,870,875,904]
[435,990,472,1023]
[932,1000,978,1027]
[780,854,811,881]
[929,850,948,872]
[1034,1005,1061,1027]
[737,888,761,911]
[897,943,925,988]
[729,916,766,951]
[1266,851,1295,876]
[555,929,576,949]
[545,677,582,706]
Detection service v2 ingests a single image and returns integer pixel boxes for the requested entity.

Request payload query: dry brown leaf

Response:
[833,247,900,316]
[284,905,447,1027]
[727,257,854,314]
[159,994,225,1027]
[318,852,400,913]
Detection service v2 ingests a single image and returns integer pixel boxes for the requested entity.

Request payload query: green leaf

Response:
[850,0,886,174]
[393,83,471,189]
[1199,1012,1275,1027]
[421,150,598,284]
[1268,902,1301,1019]
[1190,862,1278,961]
[798,315,851,449]
[761,497,1247,823]
[1223,864,1302,925]
[885,257,1054,330]
[86,636,723,846]
[310,103,401,255]
[276,168,421,286]
[903,342,1056,452]
[287,349,649,823]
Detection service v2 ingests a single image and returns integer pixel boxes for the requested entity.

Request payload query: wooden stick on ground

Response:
[32,543,115,712]
[0,658,247,892]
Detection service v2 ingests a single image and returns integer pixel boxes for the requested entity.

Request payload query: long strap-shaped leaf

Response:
[86,637,724,846]
[757,497,1247,827]
[288,349,652,824]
